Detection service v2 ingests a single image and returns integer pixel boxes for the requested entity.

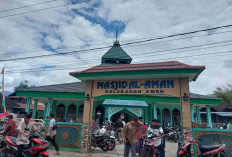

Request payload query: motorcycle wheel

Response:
[174,137,177,143]
[0,151,4,157]
[108,139,116,151]
[183,153,191,157]
[101,143,109,152]
[38,155,49,157]
[170,135,174,142]
[141,146,153,157]
[213,152,227,157]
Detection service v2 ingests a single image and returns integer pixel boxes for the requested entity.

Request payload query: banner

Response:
[1,67,6,112]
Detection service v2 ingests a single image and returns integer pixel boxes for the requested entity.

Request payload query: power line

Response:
[0,0,88,19]
[1,25,232,57]
[4,49,232,74]
[0,0,58,13]
[3,37,232,72]
[1,24,232,62]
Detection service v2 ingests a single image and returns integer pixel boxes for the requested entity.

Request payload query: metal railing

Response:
[212,123,225,129]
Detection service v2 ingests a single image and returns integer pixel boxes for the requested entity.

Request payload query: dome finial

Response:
[113,30,120,46]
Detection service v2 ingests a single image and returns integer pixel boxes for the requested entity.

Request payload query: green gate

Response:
[45,122,82,151]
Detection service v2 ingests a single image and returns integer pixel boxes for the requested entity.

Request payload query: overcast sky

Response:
[0,0,232,95]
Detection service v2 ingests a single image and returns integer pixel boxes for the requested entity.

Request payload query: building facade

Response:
[16,40,221,152]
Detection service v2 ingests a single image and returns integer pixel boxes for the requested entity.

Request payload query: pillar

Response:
[170,109,173,126]
[92,104,96,119]
[32,99,38,119]
[206,105,212,128]
[195,106,201,124]
[190,104,195,122]
[25,97,32,113]
[65,104,68,117]
[45,98,52,118]
[81,81,94,153]
[179,78,192,134]
[144,107,149,125]
[153,103,157,120]
[105,106,108,122]
[51,100,57,116]
[43,103,47,119]
[160,109,163,125]
[148,105,153,125]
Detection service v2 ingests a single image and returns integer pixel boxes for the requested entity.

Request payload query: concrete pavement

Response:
[48,141,178,157]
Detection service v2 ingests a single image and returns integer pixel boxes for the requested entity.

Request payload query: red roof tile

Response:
[17,103,45,111]
[70,61,205,75]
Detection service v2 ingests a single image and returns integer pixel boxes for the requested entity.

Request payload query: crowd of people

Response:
[122,117,165,157]
[92,115,166,157]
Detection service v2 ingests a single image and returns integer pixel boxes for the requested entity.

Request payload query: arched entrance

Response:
[173,109,180,126]
[56,104,65,119]
[67,104,76,119]
[163,108,171,126]
[95,105,105,126]
[111,108,137,123]
[78,105,84,118]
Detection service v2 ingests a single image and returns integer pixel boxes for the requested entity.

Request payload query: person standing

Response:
[3,115,15,137]
[146,119,165,157]
[105,118,111,126]
[157,120,166,149]
[16,114,41,157]
[116,118,124,143]
[229,121,232,129]
[46,114,60,155]
[65,116,69,122]
[122,117,143,157]
[136,117,147,157]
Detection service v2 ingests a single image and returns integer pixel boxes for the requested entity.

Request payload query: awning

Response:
[200,112,232,117]
[102,99,148,107]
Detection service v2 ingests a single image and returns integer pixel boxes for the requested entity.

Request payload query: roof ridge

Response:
[17,81,84,91]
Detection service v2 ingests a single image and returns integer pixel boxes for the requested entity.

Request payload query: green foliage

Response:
[213,84,232,105]
[14,80,35,91]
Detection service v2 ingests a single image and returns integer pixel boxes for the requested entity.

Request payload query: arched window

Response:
[78,105,84,118]
[163,108,171,126]
[67,104,77,119]
[157,109,160,121]
[56,104,65,119]
[173,109,180,126]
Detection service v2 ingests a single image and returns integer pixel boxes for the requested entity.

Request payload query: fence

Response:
[212,123,224,129]
[44,122,82,152]
[192,128,232,157]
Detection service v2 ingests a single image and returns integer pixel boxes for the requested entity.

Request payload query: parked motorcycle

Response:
[105,129,116,151]
[177,135,227,157]
[0,132,49,157]
[141,132,162,157]
[91,129,109,152]
[165,127,177,143]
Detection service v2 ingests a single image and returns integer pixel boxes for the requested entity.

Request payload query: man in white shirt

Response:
[146,119,165,157]
[46,114,60,155]
[16,114,41,157]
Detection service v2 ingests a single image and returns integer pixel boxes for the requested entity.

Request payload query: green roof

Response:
[101,42,132,64]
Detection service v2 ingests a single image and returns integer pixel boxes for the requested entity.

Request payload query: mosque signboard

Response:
[94,79,181,97]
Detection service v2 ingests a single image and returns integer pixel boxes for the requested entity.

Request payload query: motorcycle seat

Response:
[94,134,104,138]
[9,136,17,145]
[199,144,222,151]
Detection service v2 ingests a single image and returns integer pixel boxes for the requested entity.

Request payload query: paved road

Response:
[48,141,178,157]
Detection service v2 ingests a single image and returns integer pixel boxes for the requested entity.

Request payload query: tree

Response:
[213,84,232,105]
[14,80,35,91]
